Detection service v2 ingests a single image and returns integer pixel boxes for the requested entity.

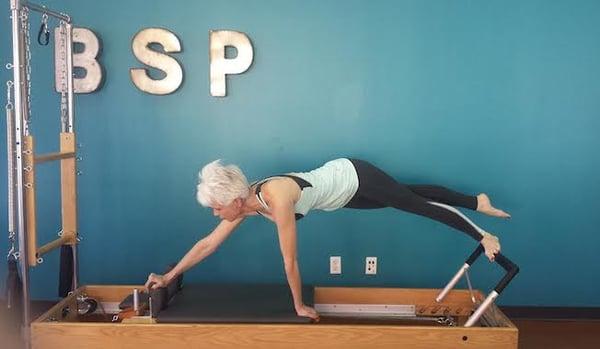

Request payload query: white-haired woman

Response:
[145,158,509,320]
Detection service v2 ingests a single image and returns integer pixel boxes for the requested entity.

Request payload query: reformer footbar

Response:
[425,201,520,326]
[436,244,519,327]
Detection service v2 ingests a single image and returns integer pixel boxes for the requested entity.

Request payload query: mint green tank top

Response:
[255,158,359,219]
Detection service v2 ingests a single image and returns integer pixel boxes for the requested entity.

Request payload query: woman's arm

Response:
[145,216,244,289]
[267,181,319,320]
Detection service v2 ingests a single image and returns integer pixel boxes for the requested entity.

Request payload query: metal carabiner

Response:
[6,238,20,260]
[7,244,16,260]
[37,13,50,46]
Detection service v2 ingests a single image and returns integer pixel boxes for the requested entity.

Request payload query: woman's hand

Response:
[144,273,169,291]
[296,304,320,321]
[480,232,501,262]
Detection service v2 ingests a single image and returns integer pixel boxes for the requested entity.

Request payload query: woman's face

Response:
[211,198,242,221]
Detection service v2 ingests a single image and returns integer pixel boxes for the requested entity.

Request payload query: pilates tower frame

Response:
[6,0,77,344]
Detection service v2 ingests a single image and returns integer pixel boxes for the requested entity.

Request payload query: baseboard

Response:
[500,306,600,320]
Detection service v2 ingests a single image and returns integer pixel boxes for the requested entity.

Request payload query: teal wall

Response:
[1,0,599,306]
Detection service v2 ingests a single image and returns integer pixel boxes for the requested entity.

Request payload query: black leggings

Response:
[344,159,483,241]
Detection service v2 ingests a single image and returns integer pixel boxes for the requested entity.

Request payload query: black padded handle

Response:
[149,263,185,317]
[465,244,484,265]
[464,244,519,295]
[150,287,168,317]
[493,253,520,294]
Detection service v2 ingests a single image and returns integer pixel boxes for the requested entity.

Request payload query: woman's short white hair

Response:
[197,160,250,207]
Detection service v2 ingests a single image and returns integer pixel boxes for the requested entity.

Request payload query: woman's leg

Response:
[408,185,510,218]
[346,159,502,259]
[407,185,477,210]
[346,159,482,241]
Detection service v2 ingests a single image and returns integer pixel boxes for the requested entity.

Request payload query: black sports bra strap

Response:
[255,174,312,196]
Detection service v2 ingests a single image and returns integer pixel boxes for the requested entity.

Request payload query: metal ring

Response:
[77,171,83,176]
[37,257,44,264]
[24,183,33,189]
[6,63,13,69]
[58,230,64,237]
[6,80,13,87]
[24,166,32,172]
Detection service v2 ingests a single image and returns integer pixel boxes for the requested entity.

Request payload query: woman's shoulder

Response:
[259,177,301,204]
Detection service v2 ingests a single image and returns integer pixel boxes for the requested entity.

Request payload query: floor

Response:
[512,319,600,349]
[1,301,600,348]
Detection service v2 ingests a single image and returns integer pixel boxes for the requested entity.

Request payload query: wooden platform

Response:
[31,285,518,349]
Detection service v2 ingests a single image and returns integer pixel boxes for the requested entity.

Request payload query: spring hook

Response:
[37,13,50,46]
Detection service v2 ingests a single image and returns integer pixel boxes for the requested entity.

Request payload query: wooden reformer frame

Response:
[30,243,519,348]
[31,285,518,349]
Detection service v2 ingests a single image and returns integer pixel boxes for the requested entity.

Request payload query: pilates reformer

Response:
[29,242,519,349]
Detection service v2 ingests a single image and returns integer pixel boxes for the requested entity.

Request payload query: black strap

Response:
[58,245,74,297]
[255,174,312,196]
[6,257,22,311]
[254,175,312,221]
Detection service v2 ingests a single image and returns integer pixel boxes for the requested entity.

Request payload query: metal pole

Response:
[465,291,499,327]
[65,22,74,133]
[435,263,469,303]
[10,0,32,342]
[22,0,70,22]
[64,22,78,290]
[6,86,16,238]
[19,4,29,136]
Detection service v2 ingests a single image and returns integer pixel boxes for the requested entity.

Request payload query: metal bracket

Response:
[314,303,416,318]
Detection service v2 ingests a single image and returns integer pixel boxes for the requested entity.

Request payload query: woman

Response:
[145,158,509,320]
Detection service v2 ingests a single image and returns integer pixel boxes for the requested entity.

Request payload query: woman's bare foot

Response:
[480,232,501,261]
[477,193,511,218]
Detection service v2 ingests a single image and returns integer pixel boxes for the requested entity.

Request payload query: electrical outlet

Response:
[330,256,342,274]
[365,257,377,275]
